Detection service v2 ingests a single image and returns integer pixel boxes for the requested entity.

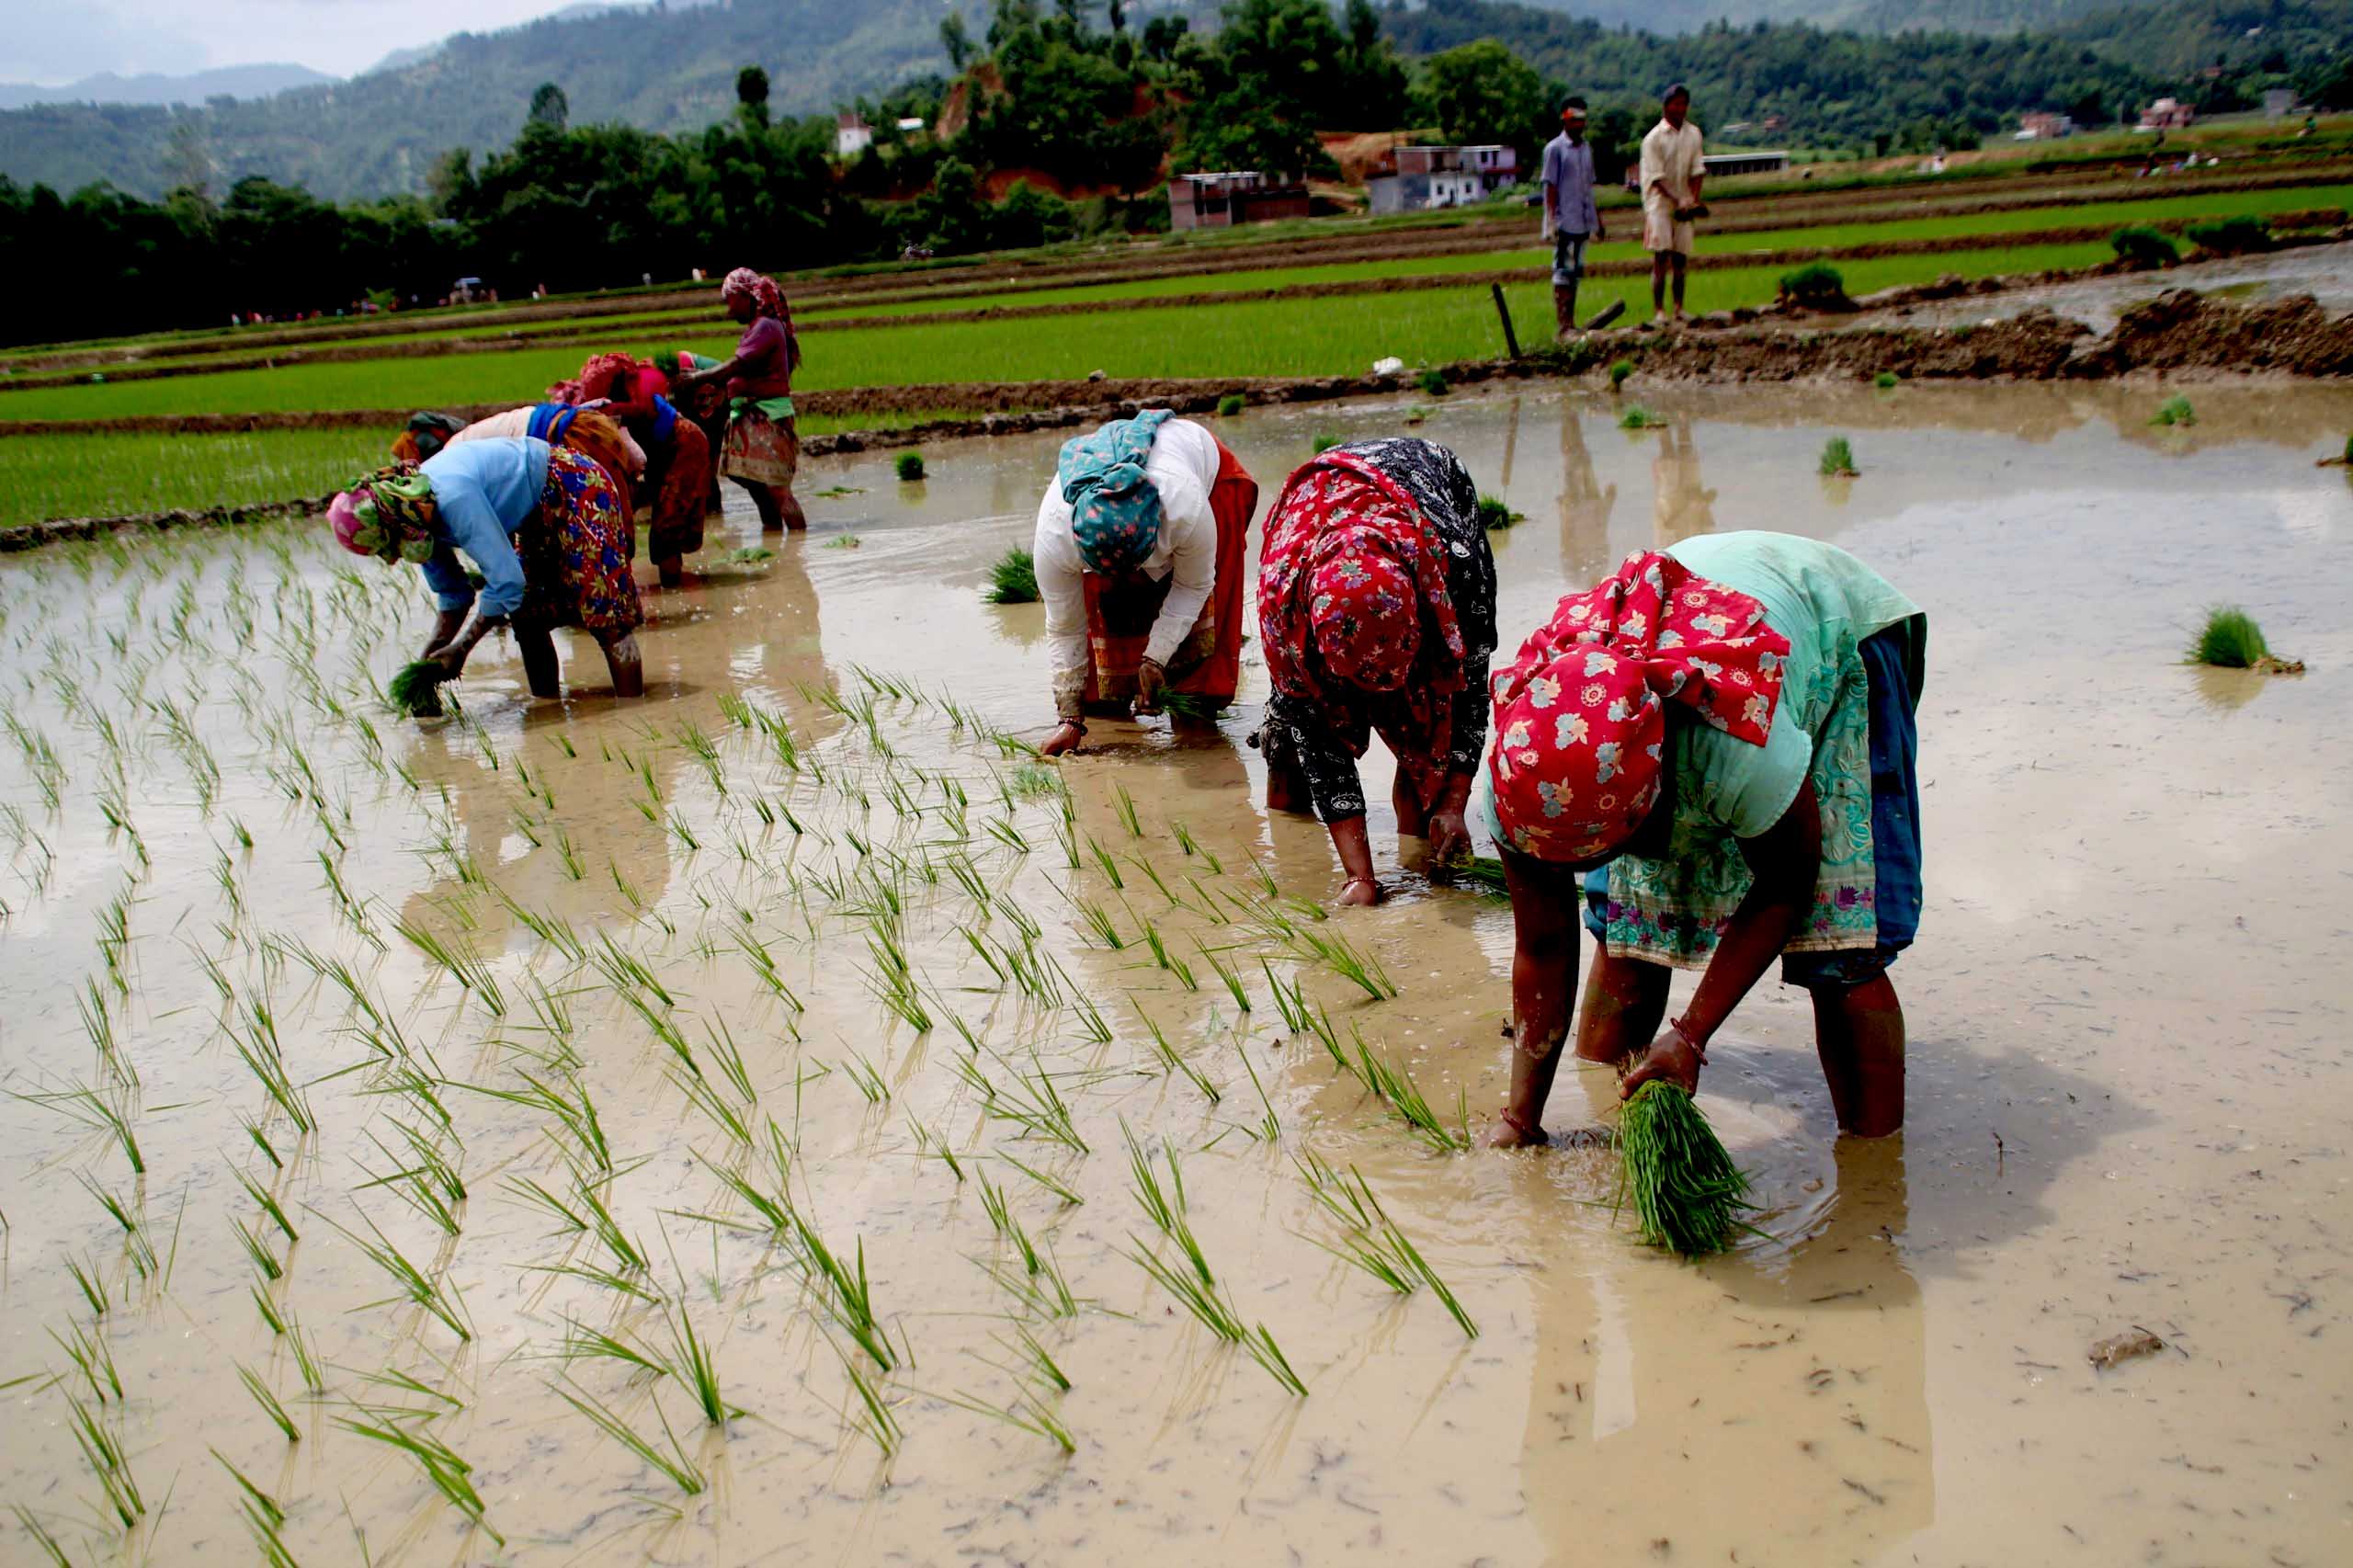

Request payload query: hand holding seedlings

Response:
[1620,1023,1705,1100]
[1040,720,1086,757]
[1132,657,1168,716]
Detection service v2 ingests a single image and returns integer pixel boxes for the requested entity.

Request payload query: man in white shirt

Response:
[1639,83,1706,324]
[1540,95,1605,342]
[1033,414,1255,756]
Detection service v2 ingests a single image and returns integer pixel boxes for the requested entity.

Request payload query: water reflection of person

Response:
[1520,1135,1933,1559]
[1557,410,1617,577]
[1651,420,1717,548]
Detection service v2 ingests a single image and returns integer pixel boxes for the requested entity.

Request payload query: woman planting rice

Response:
[1032,410,1259,756]
[1255,438,1498,905]
[652,348,729,516]
[1475,533,1924,1148]
[329,436,645,703]
[551,351,715,587]
[443,403,645,554]
[671,270,807,533]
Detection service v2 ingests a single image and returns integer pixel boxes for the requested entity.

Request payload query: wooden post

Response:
[1491,282,1522,359]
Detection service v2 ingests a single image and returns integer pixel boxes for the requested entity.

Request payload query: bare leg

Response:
[1392,771,1427,837]
[1810,974,1905,1136]
[516,625,561,698]
[1651,253,1670,318]
[740,480,783,533]
[1486,852,1586,1146]
[598,630,645,699]
[655,555,684,588]
[771,481,808,533]
[1574,941,1671,1065]
[1670,254,1688,316]
[1265,751,1313,815]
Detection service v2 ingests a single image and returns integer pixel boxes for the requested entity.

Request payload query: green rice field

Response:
[0,429,394,528]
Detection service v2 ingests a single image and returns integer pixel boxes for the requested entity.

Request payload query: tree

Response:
[736,66,770,127]
[527,82,569,131]
[1415,40,1547,160]
[941,12,974,70]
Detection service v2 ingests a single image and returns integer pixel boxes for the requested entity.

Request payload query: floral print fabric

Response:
[1488,549,1789,863]
[332,463,438,563]
[1258,445,1472,813]
[516,449,643,636]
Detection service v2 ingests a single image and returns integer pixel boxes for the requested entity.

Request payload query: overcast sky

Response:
[5,0,588,84]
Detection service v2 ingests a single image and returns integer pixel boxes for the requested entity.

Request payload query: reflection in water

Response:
[1651,420,1717,547]
[1557,412,1617,578]
[1523,1138,1932,1562]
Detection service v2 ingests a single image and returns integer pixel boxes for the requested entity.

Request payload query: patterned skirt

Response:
[721,406,800,488]
[1079,435,1256,714]
[516,449,644,637]
[643,420,710,562]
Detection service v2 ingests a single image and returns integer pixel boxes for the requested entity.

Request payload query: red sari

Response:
[1078,435,1256,713]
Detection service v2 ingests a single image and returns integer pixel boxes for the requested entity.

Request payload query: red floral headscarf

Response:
[1488,551,1790,863]
[1258,451,1468,810]
[547,350,643,406]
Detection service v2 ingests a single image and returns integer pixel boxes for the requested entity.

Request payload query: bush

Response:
[2151,394,2196,427]
[2110,226,2179,267]
[1819,436,1859,476]
[896,451,926,482]
[1475,494,1521,529]
[1620,404,1665,429]
[1874,370,1900,389]
[984,544,1038,604]
[1416,368,1450,397]
[1777,263,1847,307]
[2187,606,2268,668]
[1216,392,1245,417]
[2184,215,2273,255]
[1608,358,1635,389]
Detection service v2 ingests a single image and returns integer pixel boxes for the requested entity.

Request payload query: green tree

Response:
[527,82,569,131]
[736,66,771,128]
[941,11,975,70]
[1415,40,1547,159]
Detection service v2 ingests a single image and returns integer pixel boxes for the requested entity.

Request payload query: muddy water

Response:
[1,384,2348,1566]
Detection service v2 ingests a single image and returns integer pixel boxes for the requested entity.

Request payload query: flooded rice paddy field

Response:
[1,382,2348,1565]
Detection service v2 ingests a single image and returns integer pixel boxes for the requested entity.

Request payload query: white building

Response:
[1367,144,1519,216]
[835,111,873,158]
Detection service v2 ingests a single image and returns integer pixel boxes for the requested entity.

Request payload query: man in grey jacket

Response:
[1541,96,1605,341]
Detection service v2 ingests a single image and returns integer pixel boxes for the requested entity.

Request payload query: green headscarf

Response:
[334,462,439,564]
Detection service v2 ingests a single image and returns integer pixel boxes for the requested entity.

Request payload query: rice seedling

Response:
[896,451,927,481]
[1074,899,1124,949]
[252,1285,288,1335]
[284,1313,325,1393]
[233,1170,300,1244]
[1608,358,1635,389]
[838,1349,903,1455]
[2186,605,2270,668]
[337,1411,503,1542]
[1153,689,1225,723]
[1134,1001,1221,1104]
[51,1323,124,1404]
[1217,392,1246,416]
[1199,941,1251,1012]
[555,1319,668,1381]
[1874,369,1900,389]
[1615,1080,1754,1256]
[238,1362,301,1442]
[977,1172,1044,1276]
[663,1303,742,1424]
[2151,394,2197,427]
[792,1216,894,1370]
[1619,404,1666,430]
[1293,926,1396,1001]
[1475,494,1521,529]
[939,1387,1076,1454]
[315,1209,473,1342]
[573,1176,649,1275]
[1139,920,1198,990]
[215,1450,297,1567]
[839,1049,891,1105]
[1818,436,1859,477]
[17,1083,146,1176]
[12,1506,72,1568]
[233,1220,285,1282]
[985,545,1039,604]
[1293,1153,1477,1336]
[1352,1027,1472,1153]
[67,1394,144,1526]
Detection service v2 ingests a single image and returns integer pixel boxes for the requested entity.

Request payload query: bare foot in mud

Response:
[1483,1114,1547,1149]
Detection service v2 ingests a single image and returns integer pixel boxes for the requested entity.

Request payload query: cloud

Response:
[2,2,211,83]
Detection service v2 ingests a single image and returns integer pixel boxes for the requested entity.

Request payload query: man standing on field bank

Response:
[1640,84,1705,324]
[1541,96,1604,342]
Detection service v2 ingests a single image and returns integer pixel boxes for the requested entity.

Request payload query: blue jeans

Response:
[1552,232,1589,286]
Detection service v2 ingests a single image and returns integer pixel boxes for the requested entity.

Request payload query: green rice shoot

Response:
[2151,394,2197,427]
[895,451,927,482]
[985,545,1039,604]
[1620,404,1666,430]
[1615,1079,1752,1256]
[1819,436,1859,476]
[2186,605,2269,668]
[1475,494,1522,529]
[1154,690,1225,722]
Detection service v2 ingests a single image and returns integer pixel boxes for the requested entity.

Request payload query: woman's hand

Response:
[1133,658,1167,715]
[426,642,468,678]
[1427,807,1472,868]
[1039,722,1086,757]
[1620,1025,1703,1100]
[1337,874,1381,907]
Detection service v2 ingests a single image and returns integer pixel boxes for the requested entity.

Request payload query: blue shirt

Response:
[1541,133,1599,235]
[416,437,550,619]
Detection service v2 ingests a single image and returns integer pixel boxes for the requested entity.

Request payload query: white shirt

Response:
[1034,416,1222,714]
[1640,119,1705,215]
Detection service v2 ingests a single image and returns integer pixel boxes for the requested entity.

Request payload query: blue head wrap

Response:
[527,403,580,445]
[1058,408,1174,574]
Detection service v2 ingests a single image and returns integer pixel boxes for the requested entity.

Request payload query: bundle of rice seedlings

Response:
[1615,1079,1751,1256]
[1416,368,1450,397]
[1819,436,1859,477]
[1447,856,1509,897]
[1873,370,1900,389]
[1608,358,1635,390]
[896,451,927,482]
[1154,690,1223,722]
[1216,393,1245,416]
[387,661,450,719]
[1620,404,1665,430]
[2151,394,2197,427]
[985,546,1039,604]
[2186,605,2268,668]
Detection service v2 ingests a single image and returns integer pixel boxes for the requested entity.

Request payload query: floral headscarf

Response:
[721,267,801,371]
[1058,408,1173,575]
[547,351,642,406]
[1487,551,1790,863]
[1258,449,1468,810]
[330,463,438,563]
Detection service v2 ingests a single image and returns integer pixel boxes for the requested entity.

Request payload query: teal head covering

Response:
[1058,408,1174,575]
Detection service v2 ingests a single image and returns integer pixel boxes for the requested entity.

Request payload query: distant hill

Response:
[0,0,972,200]
[0,64,337,112]
[1501,0,2170,29]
